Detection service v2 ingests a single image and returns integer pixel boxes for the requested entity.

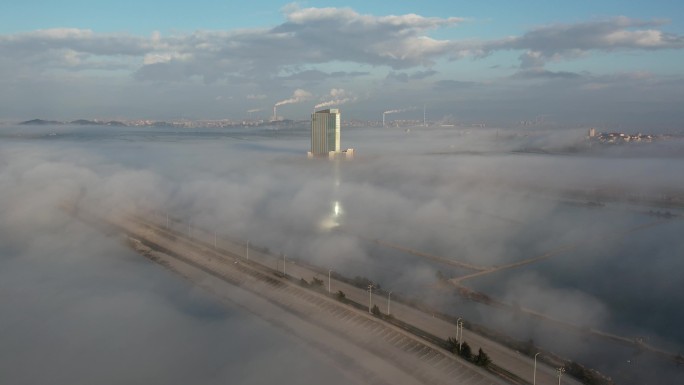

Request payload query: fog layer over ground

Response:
[1,124,683,384]
[0,132,350,385]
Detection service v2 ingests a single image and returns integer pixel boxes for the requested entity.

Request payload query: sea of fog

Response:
[1,123,683,384]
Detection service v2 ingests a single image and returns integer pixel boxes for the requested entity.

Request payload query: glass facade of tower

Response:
[311,109,340,156]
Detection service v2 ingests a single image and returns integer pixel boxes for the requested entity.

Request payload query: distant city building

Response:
[339,148,354,159]
[308,108,353,159]
[310,108,340,155]
[588,130,657,144]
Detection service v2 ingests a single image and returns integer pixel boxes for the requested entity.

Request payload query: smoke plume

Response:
[275,89,312,107]
[314,99,350,109]
[383,107,416,115]
[314,89,357,109]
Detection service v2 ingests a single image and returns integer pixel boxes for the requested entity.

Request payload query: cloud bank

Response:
[1,7,683,122]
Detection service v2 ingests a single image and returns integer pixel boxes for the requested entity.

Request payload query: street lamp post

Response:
[533,352,540,385]
[328,269,332,293]
[456,317,462,349]
[387,291,392,315]
[458,320,464,352]
[214,231,217,249]
[367,284,373,313]
[557,367,565,385]
[246,240,249,260]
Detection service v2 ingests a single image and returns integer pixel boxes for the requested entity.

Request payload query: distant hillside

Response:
[19,119,63,125]
[70,119,127,126]
[19,119,127,126]
[70,119,98,125]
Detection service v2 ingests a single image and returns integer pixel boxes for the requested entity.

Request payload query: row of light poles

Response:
[169,217,391,318]
[365,284,395,316]
[317,273,395,317]
[164,214,299,281]
[164,214,249,259]
[175,217,257,265]
[167,216,302,279]
[168,213,570,385]
[162,214,250,264]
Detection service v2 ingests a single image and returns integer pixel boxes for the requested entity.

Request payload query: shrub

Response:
[475,348,491,367]
[459,342,472,360]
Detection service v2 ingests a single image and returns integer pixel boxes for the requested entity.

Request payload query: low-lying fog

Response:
[1,123,682,384]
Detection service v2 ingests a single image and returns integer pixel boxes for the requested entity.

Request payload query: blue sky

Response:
[1,1,683,127]
[3,1,682,35]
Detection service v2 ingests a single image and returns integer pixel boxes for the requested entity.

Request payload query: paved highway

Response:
[135,213,583,385]
[240,247,579,385]
[107,212,511,385]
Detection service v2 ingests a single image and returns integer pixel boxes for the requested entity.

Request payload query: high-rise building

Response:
[310,108,340,156]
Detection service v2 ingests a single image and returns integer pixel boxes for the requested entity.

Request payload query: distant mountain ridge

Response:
[20,119,126,126]
[15,118,306,129]
[19,119,64,125]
